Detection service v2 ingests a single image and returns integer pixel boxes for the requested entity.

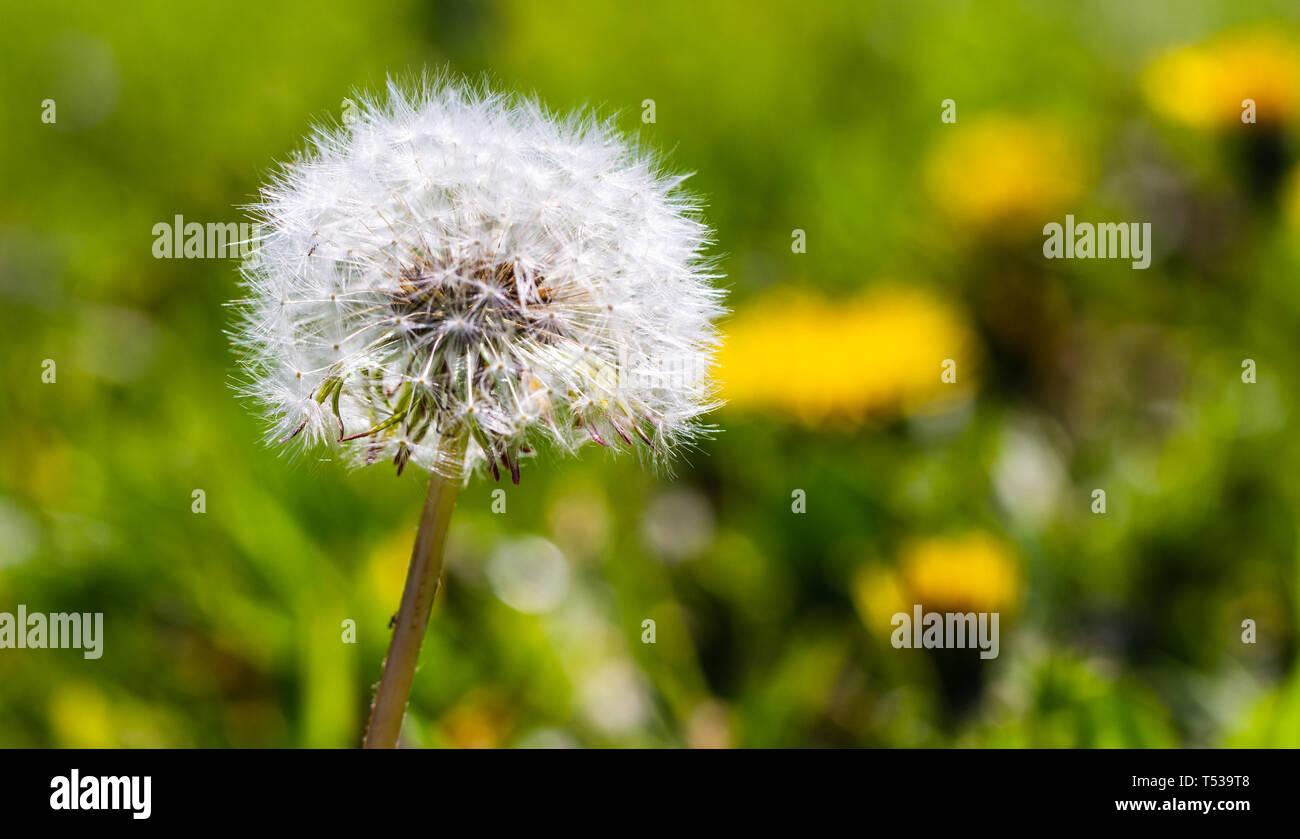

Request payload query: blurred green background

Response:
[3,0,1300,747]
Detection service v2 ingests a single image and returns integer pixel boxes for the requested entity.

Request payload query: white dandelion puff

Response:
[230,73,726,748]
[232,74,726,483]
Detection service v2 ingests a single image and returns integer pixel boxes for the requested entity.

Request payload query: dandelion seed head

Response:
[232,74,725,480]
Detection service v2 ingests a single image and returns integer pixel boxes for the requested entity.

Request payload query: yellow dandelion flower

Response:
[852,532,1019,636]
[718,287,976,426]
[851,564,910,636]
[901,532,1019,614]
[1142,31,1300,129]
[925,115,1083,228]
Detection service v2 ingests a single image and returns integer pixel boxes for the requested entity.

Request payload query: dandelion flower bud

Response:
[232,75,725,481]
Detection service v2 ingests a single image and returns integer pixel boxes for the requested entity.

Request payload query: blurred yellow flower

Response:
[1142,31,1300,129]
[49,682,115,748]
[852,564,909,636]
[718,287,976,425]
[853,532,1019,634]
[903,532,1019,614]
[49,681,179,747]
[438,692,512,748]
[925,115,1082,228]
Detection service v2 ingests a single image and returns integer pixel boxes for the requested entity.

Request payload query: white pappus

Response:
[231,74,726,482]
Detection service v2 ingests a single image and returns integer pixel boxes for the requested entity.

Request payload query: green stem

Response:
[363,457,461,748]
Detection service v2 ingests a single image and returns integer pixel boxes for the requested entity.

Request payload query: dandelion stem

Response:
[363,447,461,749]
